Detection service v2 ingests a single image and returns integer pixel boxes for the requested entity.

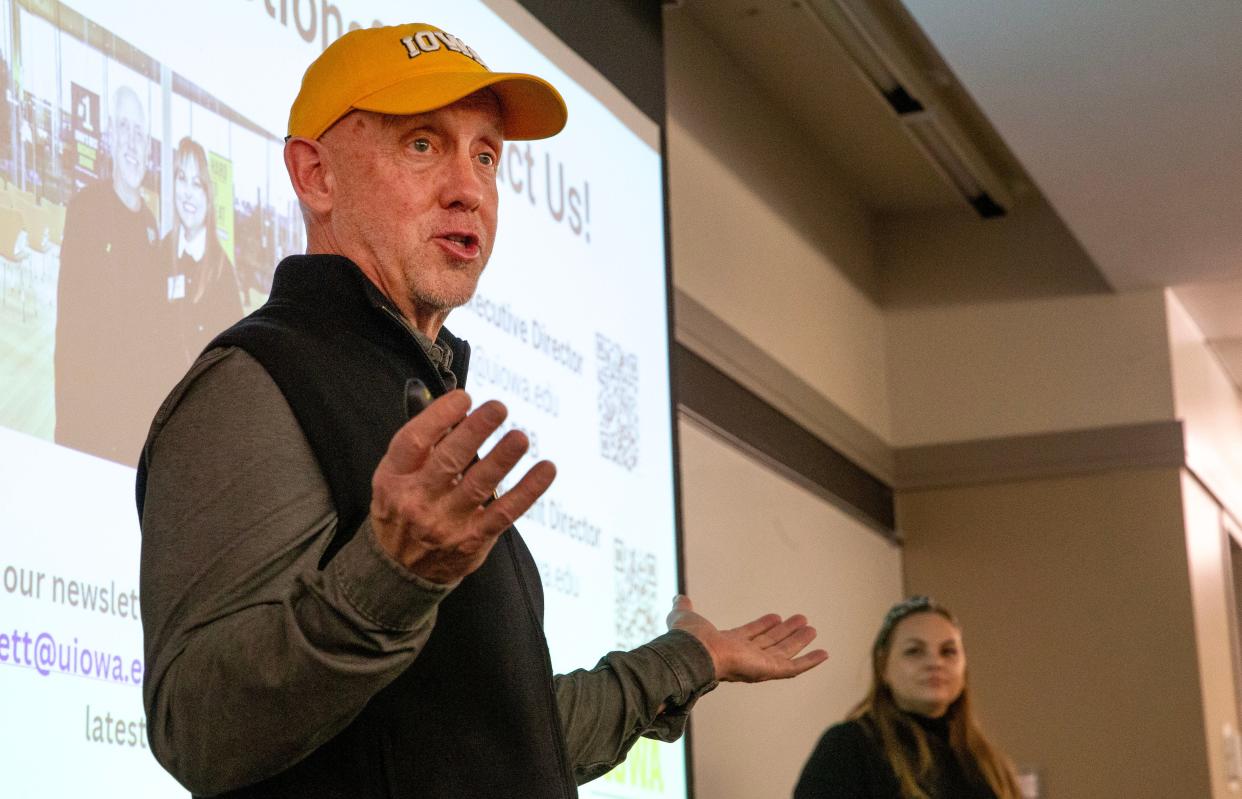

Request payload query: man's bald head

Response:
[111,86,148,209]
[283,91,504,338]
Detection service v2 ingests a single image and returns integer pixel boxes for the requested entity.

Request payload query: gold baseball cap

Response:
[287,22,568,141]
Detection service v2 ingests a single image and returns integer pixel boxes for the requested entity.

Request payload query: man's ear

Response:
[284,137,333,216]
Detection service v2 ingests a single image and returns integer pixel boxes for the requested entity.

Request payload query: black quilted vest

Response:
[179,255,574,798]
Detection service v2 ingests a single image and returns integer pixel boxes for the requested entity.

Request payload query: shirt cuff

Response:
[329,517,458,631]
[642,628,719,714]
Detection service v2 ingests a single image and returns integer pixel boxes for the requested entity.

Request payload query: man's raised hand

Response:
[370,390,556,584]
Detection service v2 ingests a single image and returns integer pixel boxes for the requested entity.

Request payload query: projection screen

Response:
[0,1,684,796]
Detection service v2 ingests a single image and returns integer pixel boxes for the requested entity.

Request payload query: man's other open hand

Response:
[667,595,828,683]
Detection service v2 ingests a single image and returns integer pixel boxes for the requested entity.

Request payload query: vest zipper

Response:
[384,302,573,795]
[506,533,577,797]
[378,306,448,392]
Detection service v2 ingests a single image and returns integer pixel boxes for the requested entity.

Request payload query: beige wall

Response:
[1182,473,1242,797]
[877,196,1109,310]
[678,418,902,798]
[664,10,892,444]
[1168,292,1242,795]
[1168,291,1242,521]
[886,289,1175,447]
[663,14,906,798]
[898,467,1212,799]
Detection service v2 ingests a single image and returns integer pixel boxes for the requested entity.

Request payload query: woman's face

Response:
[882,611,966,718]
[174,155,208,237]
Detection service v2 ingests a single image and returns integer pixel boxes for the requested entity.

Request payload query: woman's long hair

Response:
[848,597,1021,799]
[172,136,221,303]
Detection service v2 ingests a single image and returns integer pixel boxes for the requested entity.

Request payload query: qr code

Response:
[596,333,639,470]
[614,539,659,650]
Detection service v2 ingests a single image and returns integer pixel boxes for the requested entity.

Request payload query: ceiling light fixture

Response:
[801,0,1011,218]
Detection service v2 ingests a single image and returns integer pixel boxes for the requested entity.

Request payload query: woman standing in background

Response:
[162,136,243,364]
[794,596,1021,799]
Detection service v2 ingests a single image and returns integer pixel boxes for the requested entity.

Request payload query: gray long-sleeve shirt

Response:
[139,346,716,796]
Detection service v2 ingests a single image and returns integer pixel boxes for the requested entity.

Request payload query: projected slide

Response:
[0,1,682,797]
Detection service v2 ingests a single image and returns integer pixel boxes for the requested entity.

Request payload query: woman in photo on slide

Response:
[794,596,1021,799]
[162,136,244,364]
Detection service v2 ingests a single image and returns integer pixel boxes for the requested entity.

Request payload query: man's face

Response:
[112,90,148,193]
[320,92,502,320]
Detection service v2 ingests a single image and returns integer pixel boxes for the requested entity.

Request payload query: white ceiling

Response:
[674,0,1242,388]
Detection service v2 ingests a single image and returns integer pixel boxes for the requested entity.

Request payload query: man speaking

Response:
[137,22,826,798]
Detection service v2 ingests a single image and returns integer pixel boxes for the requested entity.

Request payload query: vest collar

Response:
[267,254,469,384]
